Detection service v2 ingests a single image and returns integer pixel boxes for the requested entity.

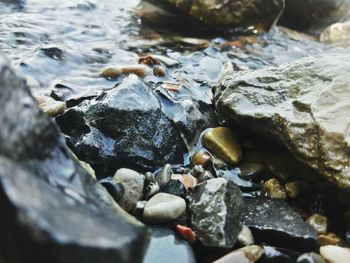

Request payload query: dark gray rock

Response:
[297,252,326,263]
[0,54,149,263]
[141,0,284,32]
[143,227,195,263]
[160,179,187,199]
[280,0,350,32]
[243,198,319,251]
[57,75,211,177]
[261,246,301,263]
[190,178,244,248]
[99,177,125,202]
[214,50,350,190]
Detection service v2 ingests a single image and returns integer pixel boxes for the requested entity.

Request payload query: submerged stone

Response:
[297,252,326,263]
[214,245,264,263]
[306,214,328,235]
[263,178,287,199]
[160,179,187,199]
[190,178,244,248]
[320,245,350,263]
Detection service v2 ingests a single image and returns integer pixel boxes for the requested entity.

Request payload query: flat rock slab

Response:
[243,198,318,251]
[214,50,350,189]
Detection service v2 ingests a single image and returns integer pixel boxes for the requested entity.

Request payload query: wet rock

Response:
[285,181,306,198]
[319,233,341,246]
[190,178,244,248]
[113,168,145,212]
[297,252,326,263]
[280,0,350,31]
[143,193,186,224]
[214,50,350,190]
[320,245,350,263]
[101,65,151,79]
[35,94,66,117]
[0,54,149,263]
[263,178,287,199]
[171,174,198,190]
[262,246,301,263]
[99,177,125,202]
[58,75,187,175]
[243,197,319,251]
[238,225,255,246]
[320,20,350,43]
[306,214,328,235]
[238,162,264,181]
[144,181,160,200]
[191,150,211,167]
[155,163,172,187]
[176,225,197,243]
[143,227,195,263]
[203,127,242,166]
[143,0,284,32]
[160,179,187,199]
[214,245,264,263]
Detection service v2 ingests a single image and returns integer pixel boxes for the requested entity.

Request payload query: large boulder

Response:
[280,0,350,32]
[0,54,149,263]
[214,50,350,189]
[140,0,284,32]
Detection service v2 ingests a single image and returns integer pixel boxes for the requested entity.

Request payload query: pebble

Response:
[191,150,212,167]
[263,178,287,199]
[306,214,328,234]
[197,170,214,183]
[285,181,305,198]
[143,193,186,224]
[99,177,125,203]
[176,224,197,243]
[237,225,255,246]
[214,245,264,263]
[153,66,166,77]
[238,162,264,181]
[155,163,172,188]
[189,165,205,178]
[160,179,187,199]
[319,233,341,246]
[203,127,242,166]
[113,168,144,212]
[171,174,198,190]
[152,54,179,67]
[297,252,326,263]
[144,181,160,200]
[320,245,350,263]
[35,95,66,117]
[101,65,150,79]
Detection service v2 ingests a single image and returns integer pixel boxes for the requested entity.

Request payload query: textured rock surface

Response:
[214,50,350,189]
[0,54,149,263]
[243,198,319,251]
[142,0,284,31]
[143,227,195,263]
[190,178,244,248]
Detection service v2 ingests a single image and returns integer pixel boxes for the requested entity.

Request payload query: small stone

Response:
[171,174,198,191]
[192,150,212,167]
[143,193,186,224]
[101,65,150,79]
[176,225,197,243]
[320,21,350,43]
[238,163,264,181]
[320,245,350,263]
[285,181,306,199]
[153,66,166,77]
[197,170,214,183]
[152,55,179,67]
[138,55,161,66]
[35,95,66,117]
[113,168,144,212]
[145,172,155,183]
[190,165,205,178]
[263,178,287,199]
[155,163,172,187]
[203,127,242,166]
[214,245,265,263]
[134,201,147,217]
[190,178,244,248]
[144,182,160,200]
[263,246,301,262]
[319,233,341,246]
[306,214,328,235]
[297,252,326,263]
[161,179,187,199]
[99,177,124,202]
[238,225,255,246]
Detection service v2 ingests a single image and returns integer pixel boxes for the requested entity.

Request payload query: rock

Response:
[57,75,188,175]
[214,245,264,263]
[144,181,160,200]
[113,168,145,212]
[238,225,255,246]
[306,214,328,235]
[0,54,149,262]
[101,65,151,79]
[191,150,211,167]
[153,66,166,77]
[263,178,287,199]
[238,163,264,181]
[319,233,341,246]
[243,197,319,251]
[203,127,242,166]
[143,193,186,224]
[280,0,350,31]
[320,245,350,263]
[285,181,306,198]
[160,179,187,199]
[214,50,350,189]
[35,94,66,117]
[143,227,195,263]
[171,174,198,190]
[297,252,326,263]
[190,178,244,248]
[261,246,301,263]
[155,163,172,187]
[142,0,284,32]
[176,225,197,243]
[320,20,350,43]
[99,177,125,202]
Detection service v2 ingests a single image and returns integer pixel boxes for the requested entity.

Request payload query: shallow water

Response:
[0,0,329,102]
